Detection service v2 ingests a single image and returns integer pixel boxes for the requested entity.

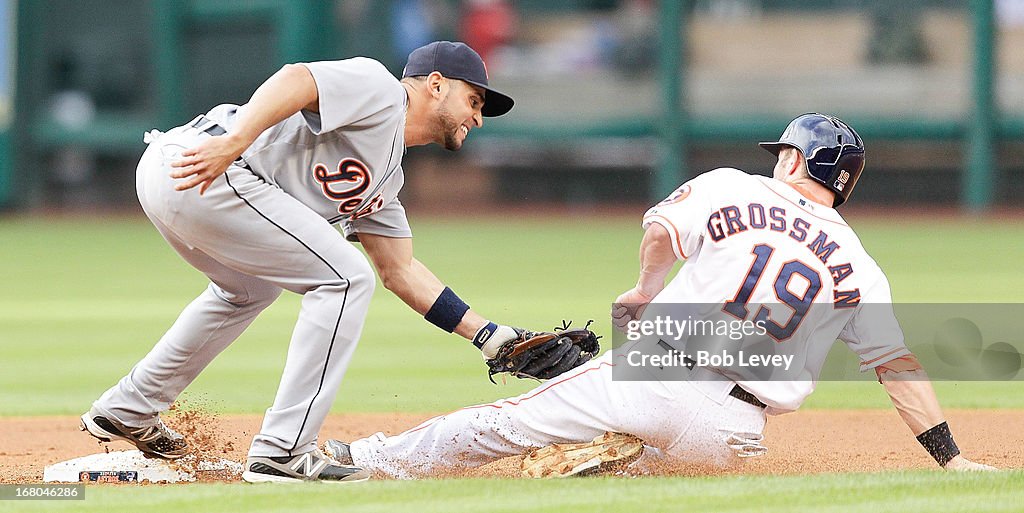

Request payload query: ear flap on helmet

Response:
[826,150,865,206]
[759,113,865,207]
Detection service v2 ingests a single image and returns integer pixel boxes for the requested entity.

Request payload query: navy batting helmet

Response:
[759,113,865,207]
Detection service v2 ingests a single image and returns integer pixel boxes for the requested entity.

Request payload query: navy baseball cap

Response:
[402,41,514,117]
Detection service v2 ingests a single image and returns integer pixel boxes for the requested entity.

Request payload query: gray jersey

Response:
[93,45,495,464]
[205,57,412,241]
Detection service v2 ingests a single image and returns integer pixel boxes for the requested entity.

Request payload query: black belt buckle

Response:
[729,385,766,409]
[190,116,227,136]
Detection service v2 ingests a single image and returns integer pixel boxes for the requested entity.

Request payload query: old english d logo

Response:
[313,158,371,201]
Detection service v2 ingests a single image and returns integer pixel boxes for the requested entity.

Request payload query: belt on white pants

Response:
[188,115,227,136]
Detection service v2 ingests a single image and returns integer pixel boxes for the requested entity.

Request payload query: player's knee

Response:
[209,282,282,307]
[248,283,284,307]
[343,258,376,295]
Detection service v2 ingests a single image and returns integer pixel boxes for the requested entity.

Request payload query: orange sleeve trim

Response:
[874,354,923,382]
[876,354,922,372]
[861,347,906,366]
[644,214,688,260]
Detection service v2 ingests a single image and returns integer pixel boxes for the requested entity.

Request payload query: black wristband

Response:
[424,287,470,333]
[916,421,960,466]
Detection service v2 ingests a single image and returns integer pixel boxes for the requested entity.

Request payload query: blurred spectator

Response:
[867,0,929,65]
[997,0,1024,27]
[392,0,446,65]
[46,50,98,206]
[460,0,517,63]
[476,0,657,78]
[608,0,657,75]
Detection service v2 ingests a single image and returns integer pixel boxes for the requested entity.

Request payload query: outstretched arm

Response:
[359,233,489,340]
[611,223,677,329]
[360,233,529,360]
[879,364,995,471]
[361,232,602,380]
[170,63,320,194]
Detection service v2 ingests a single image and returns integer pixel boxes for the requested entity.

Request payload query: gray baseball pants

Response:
[92,124,375,457]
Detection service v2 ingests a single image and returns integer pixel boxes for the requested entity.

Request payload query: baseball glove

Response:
[486,320,601,383]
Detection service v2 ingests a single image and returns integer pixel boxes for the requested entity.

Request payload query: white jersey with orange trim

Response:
[312,167,916,478]
[338,168,907,478]
[641,167,908,413]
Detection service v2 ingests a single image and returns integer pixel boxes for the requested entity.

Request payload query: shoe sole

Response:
[241,470,369,484]
[522,433,644,478]
[79,413,186,460]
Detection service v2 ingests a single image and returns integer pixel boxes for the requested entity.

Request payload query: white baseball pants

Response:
[350,352,767,478]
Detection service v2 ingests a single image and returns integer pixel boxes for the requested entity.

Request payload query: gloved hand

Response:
[481,321,601,383]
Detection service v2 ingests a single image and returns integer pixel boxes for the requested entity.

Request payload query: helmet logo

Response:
[834,170,851,191]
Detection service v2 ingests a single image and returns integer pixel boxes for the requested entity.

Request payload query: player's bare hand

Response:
[942,455,997,471]
[170,134,249,195]
[611,287,657,330]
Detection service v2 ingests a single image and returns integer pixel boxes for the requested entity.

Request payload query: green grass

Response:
[1,215,1022,512]
[2,471,1022,513]
[1,215,1023,415]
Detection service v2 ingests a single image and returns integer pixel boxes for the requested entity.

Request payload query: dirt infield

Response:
[2,409,1020,483]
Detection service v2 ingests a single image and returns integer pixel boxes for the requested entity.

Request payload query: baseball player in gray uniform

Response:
[80,41,524,483]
